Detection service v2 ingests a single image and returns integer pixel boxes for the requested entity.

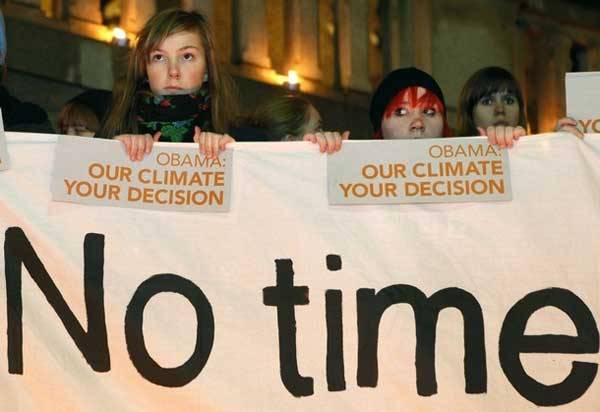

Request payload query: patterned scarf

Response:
[135,84,212,142]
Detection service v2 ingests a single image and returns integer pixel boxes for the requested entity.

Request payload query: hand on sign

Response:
[555,117,584,139]
[115,132,161,161]
[303,130,350,154]
[193,126,235,160]
[477,126,525,149]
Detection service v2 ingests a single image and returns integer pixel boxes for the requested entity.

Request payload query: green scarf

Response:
[136,84,212,143]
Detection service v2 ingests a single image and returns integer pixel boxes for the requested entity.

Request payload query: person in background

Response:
[457,66,527,148]
[370,67,452,140]
[237,94,348,153]
[0,10,53,133]
[58,89,112,137]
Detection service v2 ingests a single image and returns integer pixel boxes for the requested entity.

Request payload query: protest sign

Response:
[1,132,599,411]
[51,135,232,212]
[328,137,511,204]
[565,71,600,133]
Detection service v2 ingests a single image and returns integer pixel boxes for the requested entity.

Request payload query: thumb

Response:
[153,131,161,141]
[342,130,350,140]
[193,126,202,143]
[477,127,486,136]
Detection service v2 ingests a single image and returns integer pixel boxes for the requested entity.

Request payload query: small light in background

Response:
[284,70,300,92]
[326,21,335,36]
[369,32,380,47]
[112,27,129,47]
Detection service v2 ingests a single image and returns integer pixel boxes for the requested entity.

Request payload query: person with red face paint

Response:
[370,67,451,140]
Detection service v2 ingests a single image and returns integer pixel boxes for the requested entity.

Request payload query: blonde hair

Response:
[58,102,100,135]
[101,8,238,138]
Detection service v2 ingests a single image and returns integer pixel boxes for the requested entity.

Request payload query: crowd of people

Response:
[0,9,585,158]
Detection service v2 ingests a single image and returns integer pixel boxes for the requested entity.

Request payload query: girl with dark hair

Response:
[249,94,321,141]
[457,66,527,148]
[239,94,348,153]
[101,8,238,160]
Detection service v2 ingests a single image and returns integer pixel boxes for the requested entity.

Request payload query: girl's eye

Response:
[182,53,194,61]
[503,95,516,105]
[150,54,165,62]
[424,108,436,116]
[479,97,493,105]
[394,108,408,116]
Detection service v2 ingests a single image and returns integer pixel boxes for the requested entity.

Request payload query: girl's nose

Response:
[410,117,425,130]
[168,62,180,79]
[494,100,505,114]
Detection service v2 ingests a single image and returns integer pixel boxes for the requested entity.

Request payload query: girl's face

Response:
[283,104,321,141]
[66,125,95,137]
[146,30,207,95]
[302,104,322,135]
[472,91,520,129]
[381,86,444,139]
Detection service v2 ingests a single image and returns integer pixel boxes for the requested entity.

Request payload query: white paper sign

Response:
[51,135,232,212]
[0,109,9,171]
[566,71,600,133]
[327,137,511,205]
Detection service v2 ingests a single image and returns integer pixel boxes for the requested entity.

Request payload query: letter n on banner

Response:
[4,227,110,373]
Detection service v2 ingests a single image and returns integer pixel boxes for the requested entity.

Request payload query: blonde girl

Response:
[102,9,238,160]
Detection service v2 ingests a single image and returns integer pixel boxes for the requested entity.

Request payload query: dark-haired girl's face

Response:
[302,104,322,135]
[473,91,520,129]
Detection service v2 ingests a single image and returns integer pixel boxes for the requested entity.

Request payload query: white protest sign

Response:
[1,132,599,411]
[51,135,232,212]
[566,71,600,133]
[0,109,9,171]
[328,137,511,205]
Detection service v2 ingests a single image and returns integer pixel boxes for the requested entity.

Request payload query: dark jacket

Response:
[0,86,54,133]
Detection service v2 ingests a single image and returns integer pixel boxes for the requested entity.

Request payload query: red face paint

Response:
[375,86,450,139]
[383,86,445,119]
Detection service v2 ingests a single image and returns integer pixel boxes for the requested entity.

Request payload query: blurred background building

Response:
[2,0,600,136]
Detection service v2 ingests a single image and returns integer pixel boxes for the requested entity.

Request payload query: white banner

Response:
[0,110,8,171]
[0,132,599,411]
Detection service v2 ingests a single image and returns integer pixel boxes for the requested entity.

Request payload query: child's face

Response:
[66,125,95,137]
[146,30,206,95]
[301,104,322,135]
[381,87,444,139]
[472,91,520,129]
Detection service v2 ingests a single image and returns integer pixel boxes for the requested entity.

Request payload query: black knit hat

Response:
[369,67,445,132]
